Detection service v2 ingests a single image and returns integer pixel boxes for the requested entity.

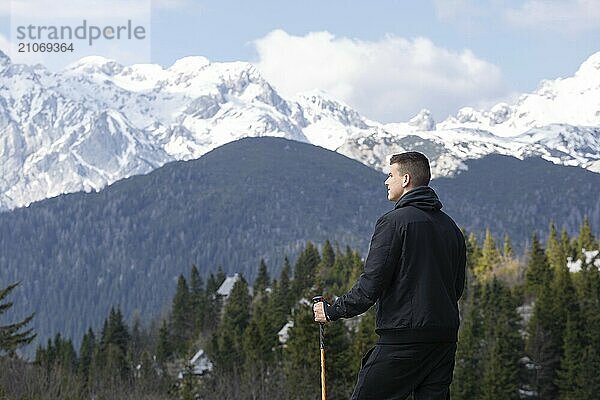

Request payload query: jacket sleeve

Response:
[455,233,466,301]
[325,215,398,321]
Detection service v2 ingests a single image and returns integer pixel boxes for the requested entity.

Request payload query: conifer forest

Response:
[1,220,599,400]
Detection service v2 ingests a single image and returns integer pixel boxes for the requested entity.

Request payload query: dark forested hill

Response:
[432,154,600,245]
[0,137,391,353]
[0,137,598,355]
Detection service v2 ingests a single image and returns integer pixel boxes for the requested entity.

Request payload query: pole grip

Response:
[312,296,326,349]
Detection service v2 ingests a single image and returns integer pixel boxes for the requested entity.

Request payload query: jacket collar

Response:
[394,186,443,211]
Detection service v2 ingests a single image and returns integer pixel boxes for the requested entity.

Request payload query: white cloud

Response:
[505,0,600,32]
[253,30,507,122]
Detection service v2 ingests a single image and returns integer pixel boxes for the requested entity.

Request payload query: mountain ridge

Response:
[0,50,599,211]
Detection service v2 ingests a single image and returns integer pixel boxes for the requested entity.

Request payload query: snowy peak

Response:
[296,90,367,128]
[439,51,600,136]
[408,109,435,131]
[514,124,600,170]
[293,90,372,149]
[576,51,600,78]
[168,56,211,72]
[65,56,124,76]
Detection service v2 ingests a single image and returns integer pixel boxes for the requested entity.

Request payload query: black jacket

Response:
[325,186,466,344]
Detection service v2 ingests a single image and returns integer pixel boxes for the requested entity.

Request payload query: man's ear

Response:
[403,174,410,187]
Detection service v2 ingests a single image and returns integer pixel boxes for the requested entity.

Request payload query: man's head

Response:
[385,152,431,201]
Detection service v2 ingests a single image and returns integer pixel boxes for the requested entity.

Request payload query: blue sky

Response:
[1,0,599,121]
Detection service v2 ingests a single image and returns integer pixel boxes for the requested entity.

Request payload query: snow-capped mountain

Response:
[438,52,600,136]
[0,50,599,211]
[338,52,600,178]
[339,123,600,179]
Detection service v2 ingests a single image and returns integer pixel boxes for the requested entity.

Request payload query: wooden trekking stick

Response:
[313,296,327,400]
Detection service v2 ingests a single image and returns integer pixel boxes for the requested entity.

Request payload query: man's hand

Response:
[313,301,328,323]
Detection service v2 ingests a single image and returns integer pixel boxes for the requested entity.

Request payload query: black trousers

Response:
[350,342,457,400]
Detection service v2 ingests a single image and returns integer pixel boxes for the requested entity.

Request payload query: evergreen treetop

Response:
[0,282,36,356]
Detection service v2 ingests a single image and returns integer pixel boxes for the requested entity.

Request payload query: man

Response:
[313,151,466,400]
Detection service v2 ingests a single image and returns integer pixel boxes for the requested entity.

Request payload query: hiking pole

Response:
[312,296,327,400]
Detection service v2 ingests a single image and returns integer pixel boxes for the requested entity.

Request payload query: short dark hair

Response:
[389,152,431,187]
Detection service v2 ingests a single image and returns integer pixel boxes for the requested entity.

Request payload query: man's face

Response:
[385,163,406,202]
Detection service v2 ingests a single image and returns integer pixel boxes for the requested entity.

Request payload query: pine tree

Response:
[270,257,293,332]
[242,320,262,370]
[171,275,193,356]
[525,233,553,297]
[576,217,596,252]
[572,238,600,399]
[323,317,355,400]
[321,240,335,270]
[35,338,54,373]
[189,265,206,335]
[0,282,36,356]
[129,313,146,362]
[292,242,321,298]
[560,228,574,261]
[576,345,600,400]
[503,234,514,260]
[526,282,561,399]
[345,248,364,293]
[466,231,482,272]
[106,307,130,354]
[546,223,566,273]
[96,308,131,382]
[480,278,522,400]
[254,258,271,297]
[452,281,483,400]
[78,328,96,383]
[575,241,600,337]
[57,336,77,372]
[551,245,578,356]
[204,270,226,332]
[283,304,320,400]
[156,319,172,365]
[315,240,336,292]
[475,229,500,277]
[93,319,109,373]
[105,342,129,382]
[213,275,251,372]
[35,333,77,375]
[557,315,584,399]
[247,281,280,368]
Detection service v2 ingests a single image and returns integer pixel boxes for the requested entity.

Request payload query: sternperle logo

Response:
[16,20,147,46]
